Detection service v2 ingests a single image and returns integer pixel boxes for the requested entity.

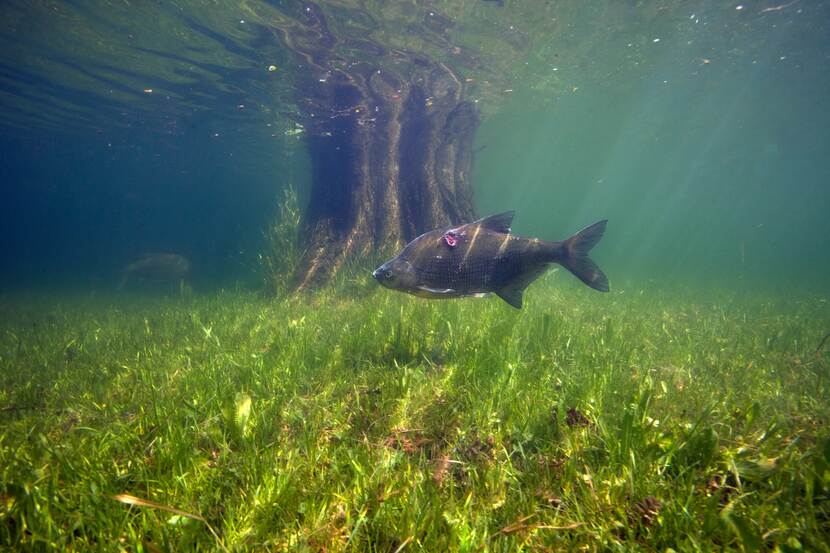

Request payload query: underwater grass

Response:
[0,277,828,551]
[260,184,302,297]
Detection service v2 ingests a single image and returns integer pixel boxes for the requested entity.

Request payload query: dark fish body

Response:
[120,253,190,288]
[372,212,608,309]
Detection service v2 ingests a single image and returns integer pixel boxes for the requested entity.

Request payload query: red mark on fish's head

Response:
[443,231,459,247]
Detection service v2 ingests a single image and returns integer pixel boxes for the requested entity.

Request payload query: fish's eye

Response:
[383,269,393,280]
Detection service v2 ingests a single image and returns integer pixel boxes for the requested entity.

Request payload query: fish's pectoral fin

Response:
[495,263,551,309]
[417,286,456,295]
[495,286,524,309]
[473,211,515,234]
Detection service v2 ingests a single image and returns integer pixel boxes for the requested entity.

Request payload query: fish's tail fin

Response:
[558,220,609,292]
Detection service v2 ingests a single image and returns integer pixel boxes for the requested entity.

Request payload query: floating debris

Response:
[383,430,430,454]
[565,407,591,428]
[268,65,278,72]
[630,496,663,528]
[432,455,454,485]
[761,1,800,13]
[284,123,305,137]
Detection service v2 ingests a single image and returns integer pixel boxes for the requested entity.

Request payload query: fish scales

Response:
[373,211,608,309]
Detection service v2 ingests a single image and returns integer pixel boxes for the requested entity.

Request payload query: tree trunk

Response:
[276,6,479,288]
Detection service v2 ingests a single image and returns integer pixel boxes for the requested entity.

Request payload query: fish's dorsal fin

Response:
[495,286,523,309]
[474,211,514,234]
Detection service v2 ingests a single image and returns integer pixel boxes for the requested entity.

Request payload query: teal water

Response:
[2,4,830,551]
[473,25,830,292]
[0,1,828,292]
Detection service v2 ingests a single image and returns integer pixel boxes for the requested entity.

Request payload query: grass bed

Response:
[1,279,828,551]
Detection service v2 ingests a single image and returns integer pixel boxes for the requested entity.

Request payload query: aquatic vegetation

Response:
[260,185,302,297]
[1,283,828,551]
[1,2,828,551]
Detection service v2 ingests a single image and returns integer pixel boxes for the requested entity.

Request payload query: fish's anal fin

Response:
[495,286,523,309]
[417,286,455,295]
[474,211,514,234]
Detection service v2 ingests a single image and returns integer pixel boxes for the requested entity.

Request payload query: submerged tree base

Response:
[274,4,479,288]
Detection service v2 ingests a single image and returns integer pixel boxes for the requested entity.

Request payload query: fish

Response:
[119,253,190,289]
[372,211,608,309]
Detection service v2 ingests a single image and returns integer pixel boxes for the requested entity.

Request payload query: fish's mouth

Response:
[372,265,392,285]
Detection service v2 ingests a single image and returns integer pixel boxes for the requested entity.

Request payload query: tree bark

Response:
[275,5,479,288]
